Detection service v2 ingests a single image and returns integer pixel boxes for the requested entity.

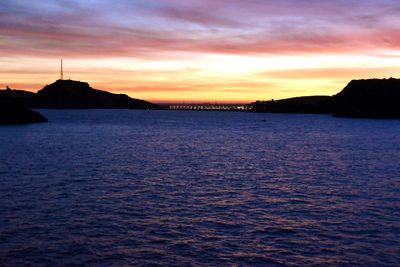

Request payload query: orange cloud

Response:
[2,0,400,102]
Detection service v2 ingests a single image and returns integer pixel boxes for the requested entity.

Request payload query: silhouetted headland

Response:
[332,78,400,118]
[0,79,161,123]
[0,87,47,124]
[33,79,159,109]
[252,78,400,118]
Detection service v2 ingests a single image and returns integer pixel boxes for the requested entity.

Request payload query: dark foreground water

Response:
[0,110,399,266]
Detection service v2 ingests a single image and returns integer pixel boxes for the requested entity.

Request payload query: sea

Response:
[0,110,399,266]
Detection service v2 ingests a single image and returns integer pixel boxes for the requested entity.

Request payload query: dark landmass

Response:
[0,106,48,124]
[33,79,159,109]
[252,96,332,114]
[0,87,47,124]
[0,87,35,99]
[0,86,36,106]
[332,78,400,118]
[252,78,400,118]
[2,78,399,119]
[1,80,159,110]
[0,79,160,123]
[0,101,47,125]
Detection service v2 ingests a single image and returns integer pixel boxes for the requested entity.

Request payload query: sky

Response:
[1,0,400,103]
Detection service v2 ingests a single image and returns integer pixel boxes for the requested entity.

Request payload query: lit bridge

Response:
[169,104,252,111]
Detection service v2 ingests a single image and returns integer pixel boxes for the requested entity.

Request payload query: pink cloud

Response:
[1,0,400,59]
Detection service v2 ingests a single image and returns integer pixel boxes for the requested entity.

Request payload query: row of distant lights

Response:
[169,105,252,110]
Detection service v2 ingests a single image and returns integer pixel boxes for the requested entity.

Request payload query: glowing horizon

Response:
[1,0,400,103]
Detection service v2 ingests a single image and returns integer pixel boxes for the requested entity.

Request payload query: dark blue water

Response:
[0,110,399,266]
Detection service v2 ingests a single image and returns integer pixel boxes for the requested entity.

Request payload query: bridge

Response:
[169,103,252,111]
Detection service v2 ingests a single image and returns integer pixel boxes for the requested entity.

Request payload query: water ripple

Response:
[0,110,399,266]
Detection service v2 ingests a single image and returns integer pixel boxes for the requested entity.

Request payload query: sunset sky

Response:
[1,0,400,103]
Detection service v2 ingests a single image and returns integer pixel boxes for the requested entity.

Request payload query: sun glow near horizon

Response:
[1,1,400,103]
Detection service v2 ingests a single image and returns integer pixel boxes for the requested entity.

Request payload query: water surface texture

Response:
[0,110,399,266]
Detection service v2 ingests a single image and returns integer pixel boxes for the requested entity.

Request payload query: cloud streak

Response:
[1,0,400,102]
[1,0,400,58]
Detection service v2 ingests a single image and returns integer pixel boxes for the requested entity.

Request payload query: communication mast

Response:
[60,59,64,80]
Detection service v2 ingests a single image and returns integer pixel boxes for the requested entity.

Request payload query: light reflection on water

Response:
[0,110,399,266]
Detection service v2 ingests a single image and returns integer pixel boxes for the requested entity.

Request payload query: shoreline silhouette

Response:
[1,77,400,124]
[252,78,400,118]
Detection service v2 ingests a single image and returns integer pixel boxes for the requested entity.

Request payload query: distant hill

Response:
[0,80,160,123]
[33,79,159,109]
[0,87,35,98]
[0,87,36,106]
[332,78,400,118]
[252,96,332,114]
[252,78,400,119]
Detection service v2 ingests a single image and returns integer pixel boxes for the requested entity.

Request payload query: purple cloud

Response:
[1,0,400,58]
